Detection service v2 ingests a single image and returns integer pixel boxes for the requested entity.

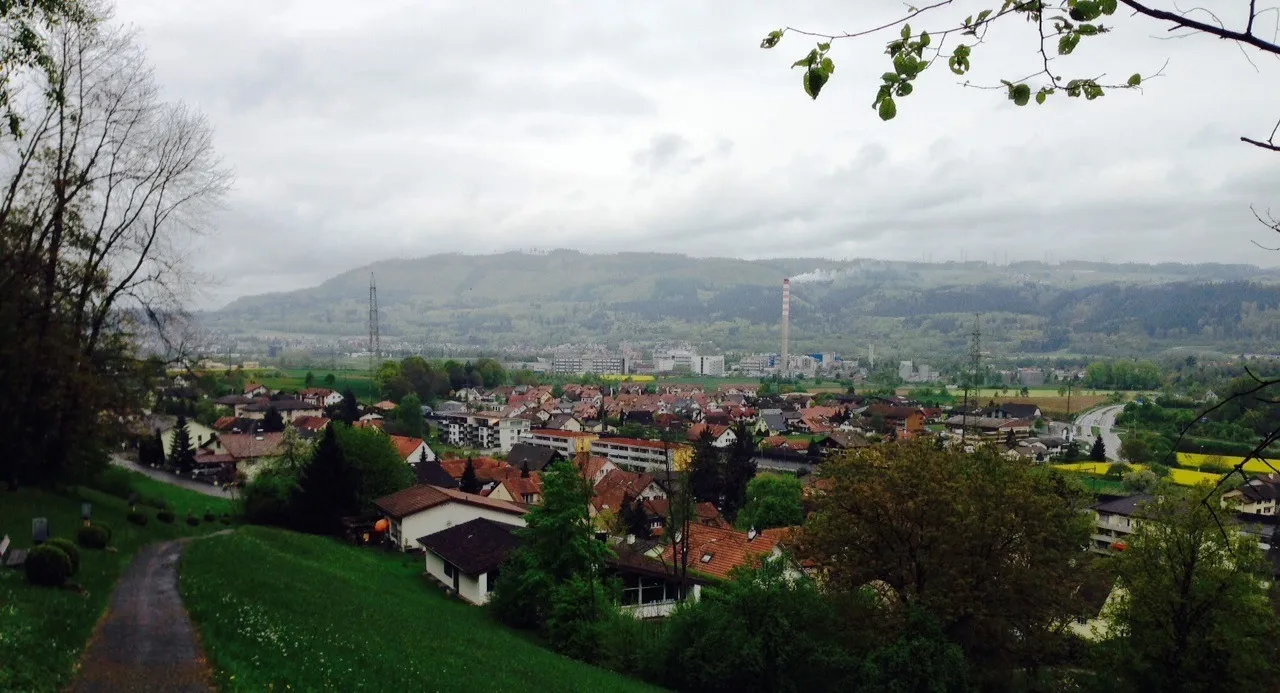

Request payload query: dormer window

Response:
[701,553,714,563]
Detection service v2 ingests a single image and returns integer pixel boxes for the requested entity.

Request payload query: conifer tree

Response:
[460,458,482,494]
[167,416,196,473]
[294,425,357,535]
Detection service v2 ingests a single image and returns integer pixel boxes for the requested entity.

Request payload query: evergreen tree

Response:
[167,416,196,473]
[304,371,315,387]
[687,428,723,505]
[1090,436,1107,462]
[261,405,285,433]
[323,373,337,388]
[294,424,358,535]
[460,458,481,494]
[521,460,531,478]
[722,422,758,522]
[622,495,651,538]
[339,388,360,425]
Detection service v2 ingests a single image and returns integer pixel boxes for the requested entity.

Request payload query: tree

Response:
[687,429,723,505]
[621,495,651,539]
[261,405,285,433]
[397,393,424,438]
[459,458,481,494]
[293,425,357,535]
[339,388,360,425]
[304,371,315,388]
[167,416,196,474]
[490,460,615,634]
[0,6,229,487]
[1063,440,1081,461]
[1119,435,1151,464]
[1098,486,1280,692]
[1090,436,1107,461]
[333,424,414,514]
[800,440,1093,679]
[721,422,758,522]
[323,373,337,388]
[737,473,805,530]
[1121,469,1159,493]
[274,425,311,472]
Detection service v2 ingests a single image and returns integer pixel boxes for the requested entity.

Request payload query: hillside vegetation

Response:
[180,526,659,693]
[202,251,1280,358]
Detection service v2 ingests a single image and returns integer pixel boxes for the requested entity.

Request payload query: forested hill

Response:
[201,250,1280,358]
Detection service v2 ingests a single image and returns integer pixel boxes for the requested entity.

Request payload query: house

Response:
[298,388,343,408]
[758,409,788,436]
[611,539,707,618]
[659,524,786,581]
[575,454,618,486]
[522,429,598,458]
[1224,476,1280,516]
[865,405,926,438]
[686,423,736,448]
[640,499,729,531]
[942,415,1033,441]
[814,430,871,452]
[290,415,330,437]
[202,432,284,480]
[413,459,460,488]
[389,435,436,464]
[439,457,520,487]
[155,418,217,457]
[374,484,527,551]
[590,437,694,472]
[489,474,544,505]
[417,518,522,605]
[545,414,584,432]
[505,443,563,473]
[444,412,528,452]
[236,398,325,422]
[373,400,399,412]
[591,469,667,519]
[983,403,1042,420]
[243,382,268,398]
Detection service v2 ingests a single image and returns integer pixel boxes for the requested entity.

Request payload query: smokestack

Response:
[781,278,790,378]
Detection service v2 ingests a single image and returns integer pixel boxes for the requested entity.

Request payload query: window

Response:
[700,553,714,563]
[443,562,455,579]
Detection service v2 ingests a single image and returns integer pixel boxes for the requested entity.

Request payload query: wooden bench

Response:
[1,534,27,569]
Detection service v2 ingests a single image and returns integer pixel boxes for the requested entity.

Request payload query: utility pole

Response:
[960,313,982,448]
[369,273,380,402]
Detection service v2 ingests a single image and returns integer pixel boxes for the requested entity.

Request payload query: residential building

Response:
[686,423,736,448]
[942,415,1033,441]
[692,355,725,377]
[498,417,531,453]
[1017,368,1046,387]
[373,484,527,551]
[522,429,598,458]
[298,388,344,408]
[389,435,436,464]
[660,524,787,581]
[1224,477,1280,516]
[199,432,284,480]
[552,352,628,375]
[653,348,696,373]
[505,443,564,473]
[417,518,521,605]
[443,412,505,450]
[612,540,707,619]
[243,383,268,397]
[488,475,544,505]
[735,354,772,377]
[235,399,325,422]
[590,437,693,472]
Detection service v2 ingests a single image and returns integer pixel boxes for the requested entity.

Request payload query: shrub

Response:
[219,514,231,526]
[186,514,199,526]
[127,510,148,526]
[544,575,615,663]
[1105,463,1130,479]
[203,510,216,523]
[239,466,299,528]
[88,467,135,499]
[157,509,176,523]
[45,538,80,575]
[25,544,72,587]
[94,522,113,542]
[77,524,110,549]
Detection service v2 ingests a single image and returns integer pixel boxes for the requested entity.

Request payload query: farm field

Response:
[0,477,232,692]
[180,526,660,693]
[1177,452,1280,474]
[1053,462,1223,487]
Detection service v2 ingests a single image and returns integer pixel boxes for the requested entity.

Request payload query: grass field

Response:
[1177,452,1280,475]
[180,527,658,692]
[113,469,235,518]
[0,482,232,692]
[1053,462,1223,488]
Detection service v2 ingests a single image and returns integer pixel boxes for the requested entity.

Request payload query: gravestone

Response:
[2,533,27,569]
[32,517,48,544]
[81,502,92,521]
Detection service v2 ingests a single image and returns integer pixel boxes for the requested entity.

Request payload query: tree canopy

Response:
[737,473,805,531]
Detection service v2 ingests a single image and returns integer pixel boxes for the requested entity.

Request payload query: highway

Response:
[1074,405,1124,462]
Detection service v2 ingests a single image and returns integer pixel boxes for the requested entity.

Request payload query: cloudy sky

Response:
[112,0,1280,308]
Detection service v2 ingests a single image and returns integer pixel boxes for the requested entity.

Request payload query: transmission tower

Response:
[960,313,982,447]
[368,273,380,398]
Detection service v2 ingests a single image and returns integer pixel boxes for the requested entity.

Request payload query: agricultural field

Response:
[180,527,659,693]
[1177,452,1280,475]
[248,368,378,401]
[1052,462,1223,488]
[0,475,233,692]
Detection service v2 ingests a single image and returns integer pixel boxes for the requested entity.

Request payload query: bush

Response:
[186,514,199,526]
[157,509,176,524]
[25,544,72,587]
[127,510,148,526]
[1105,463,1130,479]
[45,538,80,575]
[87,467,135,499]
[203,510,216,523]
[94,522,112,542]
[597,611,668,683]
[239,466,299,528]
[77,524,110,549]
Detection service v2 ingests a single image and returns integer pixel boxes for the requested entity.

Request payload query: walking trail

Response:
[70,539,216,693]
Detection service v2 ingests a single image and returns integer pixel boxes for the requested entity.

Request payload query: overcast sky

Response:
[113,0,1280,309]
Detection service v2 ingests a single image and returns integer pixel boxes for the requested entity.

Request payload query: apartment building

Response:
[590,437,694,472]
[444,412,527,452]
[522,429,598,458]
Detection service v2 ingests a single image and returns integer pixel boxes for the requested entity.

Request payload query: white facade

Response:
[162,421,217,457]
[387,503,526,551]
[498,418,531,453]
[424,551,493,605]
[693,355,725,377]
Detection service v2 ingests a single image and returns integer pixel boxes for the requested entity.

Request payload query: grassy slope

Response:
[0,480,232,692]
[121,470,235,518]
[181,526,659,693]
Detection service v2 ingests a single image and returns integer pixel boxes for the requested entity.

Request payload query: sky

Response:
[111,0,1280,309]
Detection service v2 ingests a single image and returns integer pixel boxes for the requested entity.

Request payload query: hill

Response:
[179,525,659,692]
[200,250,1280,358]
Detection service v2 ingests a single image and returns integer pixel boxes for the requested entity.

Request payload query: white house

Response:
[373,484,527,551]
[388,435,436,464]
[161,419,217,457]
[417,518,522,605]
[299,388,344,408]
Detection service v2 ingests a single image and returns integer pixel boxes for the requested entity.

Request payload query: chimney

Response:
[781,278,790,378]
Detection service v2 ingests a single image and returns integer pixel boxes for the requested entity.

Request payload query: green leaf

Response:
[760,29,783,49]
[878,96,897,121]
[919,31,931,48]
[1035,89,1047,105]
[1099,0,1118,14]
[821,57,835,74]
[1127,72,1141,86]
[818,42,831,51]
[882,71,900,83]
[901,23,911,40]
[803,68,829,99]
[1011,83,1031,106]
[964,14,973,26]
[976,9,992,23]
[896,82,914,97]
[1078,23,1098,35]
[1058,32,1080,55]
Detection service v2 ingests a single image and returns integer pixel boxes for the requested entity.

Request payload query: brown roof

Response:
[243,382,265,394]
[212,416,239,432]
[686,423,730,442]
[592,469,659,513]
[388,435,425,460]
[660,524,780,580]
[496,474,543,501]
[575,454,615,481]
[416,518,522,575]
[374,400,398,411]
[355,419,386,430]
[291,415,330,432]
[642,499,727,528]
[217,432,284,460]
[440,457,519,484]
[374,484,527,520]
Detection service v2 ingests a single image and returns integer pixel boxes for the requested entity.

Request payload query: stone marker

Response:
[32,517,48,544]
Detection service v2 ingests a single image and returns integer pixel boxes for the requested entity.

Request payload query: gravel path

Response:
[70,540,214,693]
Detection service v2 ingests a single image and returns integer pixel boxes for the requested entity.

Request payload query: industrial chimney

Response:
[781,278,790,378]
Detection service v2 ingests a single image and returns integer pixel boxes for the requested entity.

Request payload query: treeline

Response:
[376,356,506,403]
[1082,359,1162,390]
[489,441,1280,693]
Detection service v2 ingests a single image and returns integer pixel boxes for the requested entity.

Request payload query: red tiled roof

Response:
[660,524,780,580]
[496,474,543,501]
[374,400,398,411]
[355,419,386,430]
[440,457,519,484]
[374,484,526,519]
[212,416,239,432]
[291,415,330,432]
[243,382,265,394]
[388,435,425,460]
[575,454,615,482]
[592,469,659,514]
[686,423,730,442]
[218,432,283,460]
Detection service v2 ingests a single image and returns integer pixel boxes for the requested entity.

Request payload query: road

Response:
[110,456,236,500]
[1074,405,1124,461]
[70,541,215,692]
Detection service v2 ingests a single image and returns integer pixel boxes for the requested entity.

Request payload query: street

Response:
[1074,404,1125,461]
[110,456,236,500]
